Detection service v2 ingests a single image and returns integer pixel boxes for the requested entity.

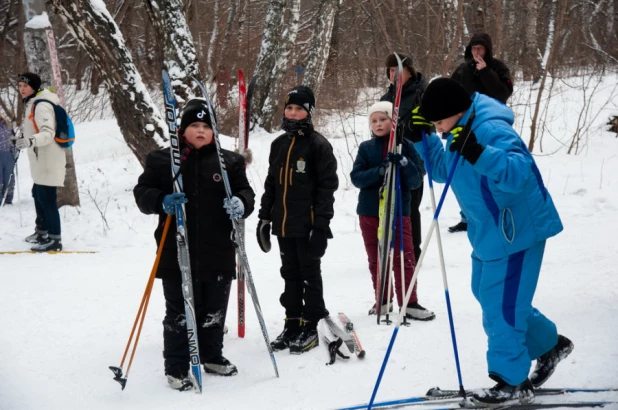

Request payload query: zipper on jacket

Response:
[289,168,293,186]
[281,136,296,237]
[279,167,283,185]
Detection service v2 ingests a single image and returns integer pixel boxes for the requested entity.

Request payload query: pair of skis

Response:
[321,313,365,364]
[340,387,618,410]
[376,53,405,324]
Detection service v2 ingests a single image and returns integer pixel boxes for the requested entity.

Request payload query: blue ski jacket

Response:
[415,93,562,260]
[351,136,424,217]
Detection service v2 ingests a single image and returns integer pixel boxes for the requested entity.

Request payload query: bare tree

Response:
[46,0,167,167]
[143,0,201,103]
[302,0,339,100]
[253,0,300,131]
[442,0,465,76]
[22,0,79,207]
[521,0,542,82]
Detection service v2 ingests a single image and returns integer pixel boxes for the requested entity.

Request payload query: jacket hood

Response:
[32,89,60,105]
[464,33,494,61]
[465,92,513,129]
[386,71,428,97]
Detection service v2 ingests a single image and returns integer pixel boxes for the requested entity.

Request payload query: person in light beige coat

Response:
[14,72,65,252]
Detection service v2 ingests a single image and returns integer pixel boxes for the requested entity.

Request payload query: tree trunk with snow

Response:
[46,0,168,168]
[252,0,289,132]
[442,0,464,76]
[521,0,542,82]
[302,0,339,101]
[23,0,79,207]
[143,0,202,104]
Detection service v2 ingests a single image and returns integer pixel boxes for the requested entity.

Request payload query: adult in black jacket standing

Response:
[134,99,255,390]
[380,53,427,263]
[448,32,513,233]
[257,85,338,355]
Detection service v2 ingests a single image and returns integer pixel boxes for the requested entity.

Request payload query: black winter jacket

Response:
[380,72,428,135]
[450,33,513,103]
[134,144,255,281]
[258,128,338,238]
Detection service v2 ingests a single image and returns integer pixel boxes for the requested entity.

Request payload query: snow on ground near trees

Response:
[1,76,618,410]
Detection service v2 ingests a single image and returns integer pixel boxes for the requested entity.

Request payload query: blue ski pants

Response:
[471,240,558,386]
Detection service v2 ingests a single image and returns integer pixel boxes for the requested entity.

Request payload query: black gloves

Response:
[387,152,408,167]
[448,125,484,165]
[257,219,272,253]
[408,106,432,143]
[309,228,328,259]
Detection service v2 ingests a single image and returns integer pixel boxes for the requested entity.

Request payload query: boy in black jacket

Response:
[134,99,255,390]
[256,85,338,354]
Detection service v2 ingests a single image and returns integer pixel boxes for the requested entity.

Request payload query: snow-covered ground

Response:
[1,76,617,410]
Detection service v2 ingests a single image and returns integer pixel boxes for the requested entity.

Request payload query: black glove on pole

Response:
[448,124,484,165]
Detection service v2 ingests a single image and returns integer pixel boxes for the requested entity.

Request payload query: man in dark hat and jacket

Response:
[449,33,513,233]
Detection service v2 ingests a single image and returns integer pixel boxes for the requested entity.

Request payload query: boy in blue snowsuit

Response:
[411,78,574,405]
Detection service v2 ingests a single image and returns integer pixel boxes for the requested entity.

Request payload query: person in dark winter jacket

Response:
[257,85,338,355]
[0,113,16,206]
[415,78,572,406]
[351,101,435,321]
[449,32,514,233]
[134,98,255,390]
[380,53,427,263]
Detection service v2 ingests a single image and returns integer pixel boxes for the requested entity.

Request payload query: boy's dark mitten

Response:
[448,125,484,165]
[309,229,328,259]
[257,219,272,253]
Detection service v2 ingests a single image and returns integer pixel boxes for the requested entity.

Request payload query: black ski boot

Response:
[166,370,193,391]
[289,319,319,354]
[530,335,574,387]
[472,375,535,406]
[203,355,238,376]
[448,221,467,233]
[25,229,48,244]
[270,317,301,352]
[31,235,62,252]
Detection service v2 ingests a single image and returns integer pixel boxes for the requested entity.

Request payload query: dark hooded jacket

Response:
[134,143,255,281]
[380,72,428,137]
[258,126,338,238]
[451,33,513,103]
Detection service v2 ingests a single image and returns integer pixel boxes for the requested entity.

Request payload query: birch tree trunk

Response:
[260,0,300,130]
[143,0,201,104]
[253,0,299,132]
[23,0,79,207]
[205,0,220,84]
[46,0,168,167]
[521,0,542,82]
[528,0,566,152]
[442,0,464,76]
[302,0,339,100]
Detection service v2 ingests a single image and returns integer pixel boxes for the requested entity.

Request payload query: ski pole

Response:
[395,166,408,326]
[367,150,461,410]
[422,130,466,397]
[15,156,22,226]
[109,214,172,390]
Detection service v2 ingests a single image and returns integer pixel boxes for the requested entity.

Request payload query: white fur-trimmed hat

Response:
[368,101,393,123]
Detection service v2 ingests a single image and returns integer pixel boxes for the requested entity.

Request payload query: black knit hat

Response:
[420,78,472,122]
[180,98,213,132]
[18,72,42,92]
[384,53,414,80]
[285,85,315,117]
